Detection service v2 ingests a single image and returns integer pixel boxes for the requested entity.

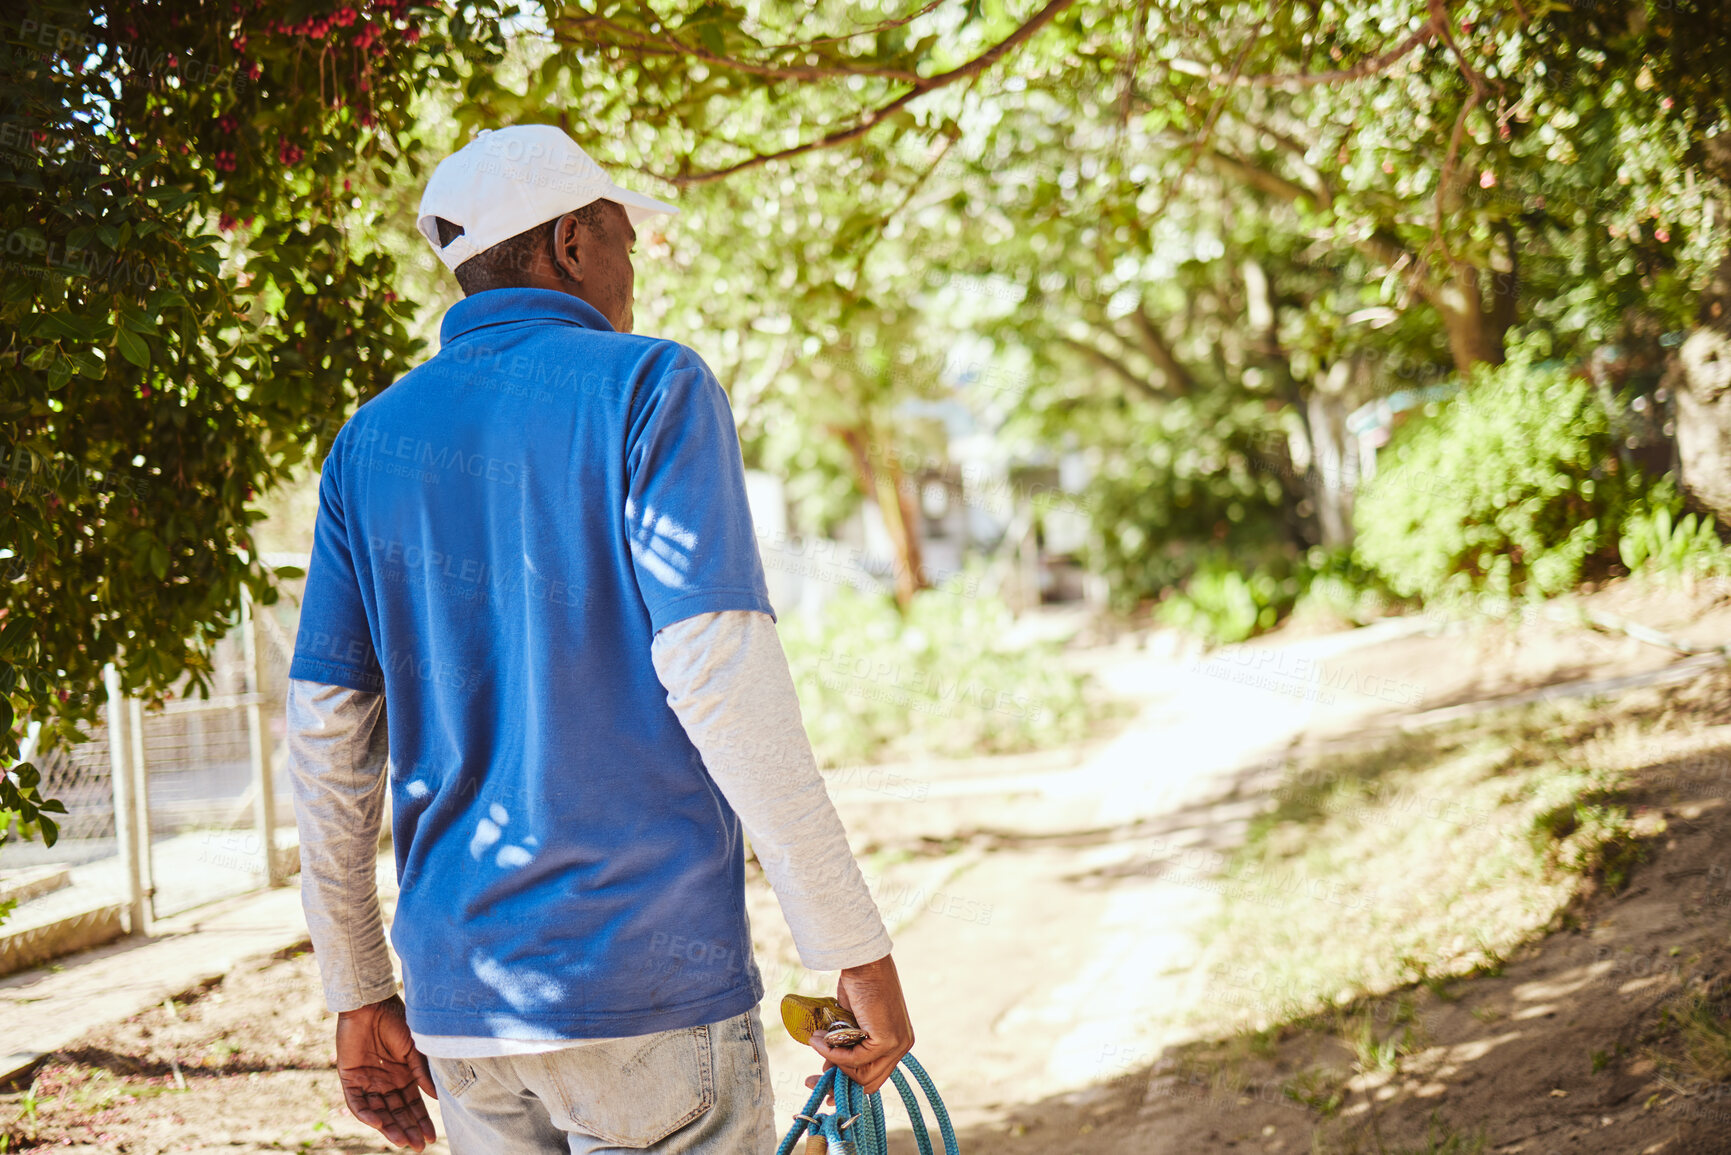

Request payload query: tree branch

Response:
[1126,304,1195,396]
[1203,148,1325,206]
[1432,87,1481,267]
[847,132,962,274]
[1141,16,1267,222]
[555,13,924,82]
[782,0,950,49]
[1060,336,1164,402]
[1202,149,1440,304]
[1364,228,1439,307]
[1428,0,1496,99]
[1169,16,1437,90]
[651,0,1080,186]
[1220,113,1333,204]
[1117,0,1151,128]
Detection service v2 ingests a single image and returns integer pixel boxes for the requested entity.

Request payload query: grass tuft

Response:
[1654,987,1731,1084]
[1283,1066,1347,1116]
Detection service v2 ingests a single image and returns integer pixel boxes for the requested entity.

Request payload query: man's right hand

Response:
[805,953,914,1094]
[335,994,438,1151]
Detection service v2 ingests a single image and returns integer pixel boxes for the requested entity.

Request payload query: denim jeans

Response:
[427,1010,775,1153]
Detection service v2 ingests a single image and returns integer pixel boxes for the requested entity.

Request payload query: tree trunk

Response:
[1306,390,1354,548]
[1488,222,1521,339]
[1676,253,1731,525]
[1435,265,1508,375]
[1307,356,1368,549]
[877,449,927,608]
[1242,257,1323,549]
[837,427,927,609]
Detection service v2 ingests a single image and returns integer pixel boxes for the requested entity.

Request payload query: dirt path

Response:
[4,581,1729,1153]
[930,702,1731,1154]
[753,616,1471,1128]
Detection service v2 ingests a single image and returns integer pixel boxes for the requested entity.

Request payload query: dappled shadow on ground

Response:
[1,948,385,1153]
[48,1043,326,1081]
[1272,592,1694,729]
[8,607,1730,1154]
[889,674,1731,1155]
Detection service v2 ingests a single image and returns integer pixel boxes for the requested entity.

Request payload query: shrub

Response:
[1158,547,1403,644]
[780,586,1097,765]
[1156,553,1299,644]
[1288,546,1409,627]
[1354,359,1640,602]
[1617,478,1731,579]
[1080,394,1291,611]
[1527,794,1646,891]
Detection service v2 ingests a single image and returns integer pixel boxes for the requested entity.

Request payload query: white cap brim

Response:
[610,184,680,226]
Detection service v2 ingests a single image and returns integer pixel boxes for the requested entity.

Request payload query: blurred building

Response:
[746,396,1100,617]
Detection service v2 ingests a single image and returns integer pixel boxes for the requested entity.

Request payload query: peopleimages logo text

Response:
[367,537,591,610]
[351,428,529,488]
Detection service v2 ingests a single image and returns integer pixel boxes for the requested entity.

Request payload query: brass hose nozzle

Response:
[781,994,869,1048]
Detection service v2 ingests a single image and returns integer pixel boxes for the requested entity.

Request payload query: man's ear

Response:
[550,212,586,286]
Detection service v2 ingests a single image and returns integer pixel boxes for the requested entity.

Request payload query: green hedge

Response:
[1354,360,1640,602]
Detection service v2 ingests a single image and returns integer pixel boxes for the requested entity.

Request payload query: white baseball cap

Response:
[416,124,679,271]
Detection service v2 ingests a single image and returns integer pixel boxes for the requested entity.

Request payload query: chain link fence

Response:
[2,563,307,954]
[11,725,118,859]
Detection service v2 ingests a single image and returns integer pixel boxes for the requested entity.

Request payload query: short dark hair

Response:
[435,201,611,296]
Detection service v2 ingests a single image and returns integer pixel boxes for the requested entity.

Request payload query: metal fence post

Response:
[240,587,280,886]
[104,665,148,935]
[128,696,155,920]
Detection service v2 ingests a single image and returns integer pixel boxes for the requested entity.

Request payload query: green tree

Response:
[0,2,513,854]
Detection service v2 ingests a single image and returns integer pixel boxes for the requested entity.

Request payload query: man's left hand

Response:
[805,953,915,1095]
[335,994,438,1151]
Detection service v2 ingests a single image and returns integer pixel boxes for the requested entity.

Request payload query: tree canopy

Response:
[468,0,1731,596]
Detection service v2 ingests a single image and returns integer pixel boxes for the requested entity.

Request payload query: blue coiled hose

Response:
[775,1053,959,1155]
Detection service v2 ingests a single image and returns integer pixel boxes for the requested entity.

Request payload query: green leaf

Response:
[0,618,30,654]
[38,816,59,848]
[119,307,158,335]
[34,311,90,342]
[115,327,150,369]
